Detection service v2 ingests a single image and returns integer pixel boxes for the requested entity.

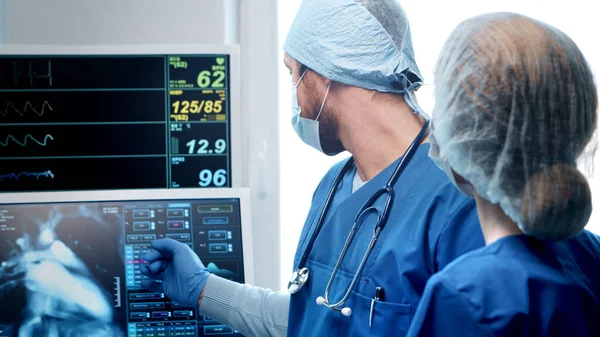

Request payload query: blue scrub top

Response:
[406,231,600,337]
[287,144,485,336]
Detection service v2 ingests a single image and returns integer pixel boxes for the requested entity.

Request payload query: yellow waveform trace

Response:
[0,101,54,117]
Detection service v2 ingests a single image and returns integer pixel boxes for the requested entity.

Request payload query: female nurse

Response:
[406,12,600,337]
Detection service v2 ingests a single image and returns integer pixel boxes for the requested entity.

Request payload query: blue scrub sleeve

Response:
[406,276,492,337]
[199,275,289,337]
[434,199,484,271]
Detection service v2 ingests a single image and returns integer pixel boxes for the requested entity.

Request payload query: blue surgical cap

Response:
[432,12,598,240]
[284,0,423,94]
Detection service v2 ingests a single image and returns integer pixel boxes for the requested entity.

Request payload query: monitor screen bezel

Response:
[0,44,243,189]
[0,187,255,285]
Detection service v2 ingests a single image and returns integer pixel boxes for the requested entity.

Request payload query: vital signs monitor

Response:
[0,45,242,192]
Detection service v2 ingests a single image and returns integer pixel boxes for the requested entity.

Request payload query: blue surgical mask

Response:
[428,135,474,197]
[291,70,330,153]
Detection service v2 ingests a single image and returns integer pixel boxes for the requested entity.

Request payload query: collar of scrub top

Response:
[289,115,430,295]
[314,119,430,312]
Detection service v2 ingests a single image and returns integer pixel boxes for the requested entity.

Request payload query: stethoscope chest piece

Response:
[288,267,310,294]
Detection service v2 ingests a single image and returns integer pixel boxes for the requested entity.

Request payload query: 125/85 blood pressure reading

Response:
[172,100,223,114]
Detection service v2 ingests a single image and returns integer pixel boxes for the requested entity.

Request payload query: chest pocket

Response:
[336,290,411,337]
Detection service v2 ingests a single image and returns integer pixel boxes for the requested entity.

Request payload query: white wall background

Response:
[0,0,282,291]
[278,0,600,290]
[5,0,224,44]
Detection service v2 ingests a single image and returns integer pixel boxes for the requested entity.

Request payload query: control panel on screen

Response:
[0,54,232,192]
[0,197,246,336]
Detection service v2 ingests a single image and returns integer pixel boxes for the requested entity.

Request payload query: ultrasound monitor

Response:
[0,188,254,337]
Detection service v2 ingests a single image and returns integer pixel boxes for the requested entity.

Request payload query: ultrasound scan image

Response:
[0,204,126,337]
[0,197,245,337]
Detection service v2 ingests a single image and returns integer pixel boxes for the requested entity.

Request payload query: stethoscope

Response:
[287,118,430,316]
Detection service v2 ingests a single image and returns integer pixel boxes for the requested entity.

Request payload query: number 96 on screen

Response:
[170,156,229,188]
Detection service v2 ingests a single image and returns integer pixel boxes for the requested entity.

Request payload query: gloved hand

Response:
[140,238,210,308]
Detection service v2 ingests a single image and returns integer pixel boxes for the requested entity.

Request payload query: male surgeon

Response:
[141,0,484,336]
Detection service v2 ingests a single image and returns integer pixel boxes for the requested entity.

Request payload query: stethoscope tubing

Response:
[296,119,430,271]
[318,120,430,310]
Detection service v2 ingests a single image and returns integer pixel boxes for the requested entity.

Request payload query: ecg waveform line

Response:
[0,101,53,117]
[0,134,54,147]
[0,170,55,182]
[6,60,54,87]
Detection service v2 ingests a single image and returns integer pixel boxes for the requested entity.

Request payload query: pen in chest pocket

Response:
[369,287,384,328]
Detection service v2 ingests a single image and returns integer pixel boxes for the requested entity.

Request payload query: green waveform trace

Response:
[12,60,53,87]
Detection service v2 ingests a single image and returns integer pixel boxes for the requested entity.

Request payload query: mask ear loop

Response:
[295,68,308,86]
[315,82,331,122]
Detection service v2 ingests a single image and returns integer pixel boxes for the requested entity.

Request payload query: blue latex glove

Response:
[140,238,209,308]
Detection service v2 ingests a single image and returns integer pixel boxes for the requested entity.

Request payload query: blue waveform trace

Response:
[0,170,55,182]
[0,134,54,147]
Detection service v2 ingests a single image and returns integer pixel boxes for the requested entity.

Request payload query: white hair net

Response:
[431,12,598,240]
[283,0,423,95]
